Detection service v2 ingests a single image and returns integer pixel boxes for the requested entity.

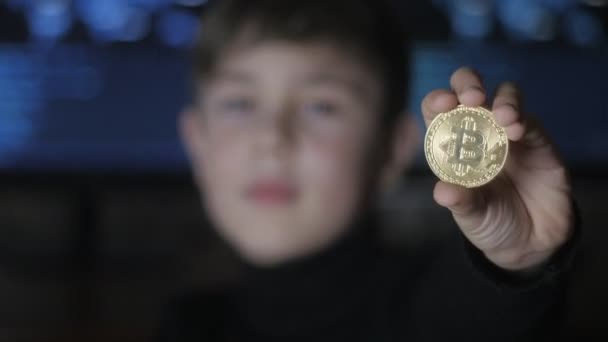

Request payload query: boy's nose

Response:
[253,112,294,157]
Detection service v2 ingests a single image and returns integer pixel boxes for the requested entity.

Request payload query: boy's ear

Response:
[178,107,206,169]
[380,112,420,190]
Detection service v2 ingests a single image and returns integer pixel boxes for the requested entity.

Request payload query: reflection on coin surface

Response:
[424,105,508,188]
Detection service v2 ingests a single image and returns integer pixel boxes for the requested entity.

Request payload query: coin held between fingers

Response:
[424,105,508,188]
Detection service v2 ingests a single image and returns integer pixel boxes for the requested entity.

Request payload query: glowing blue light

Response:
[27,0,72,41]
[564,9,605,46]
[156,9,199,48]
[497,0,557,41]
[450,0,494,39]
[76,0,130,34]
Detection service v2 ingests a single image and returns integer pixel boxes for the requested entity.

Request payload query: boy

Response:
[161,0,579,340]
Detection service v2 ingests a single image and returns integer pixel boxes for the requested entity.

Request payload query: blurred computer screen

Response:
[0,0,606,172]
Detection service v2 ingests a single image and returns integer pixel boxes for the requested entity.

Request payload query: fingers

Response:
[423,68,528,142]
[421,67,486,128]
[450,67,486,107]
[433,181,487,230]
[492,82,527,141]
[492,82,555,153]
[421,89,458,127]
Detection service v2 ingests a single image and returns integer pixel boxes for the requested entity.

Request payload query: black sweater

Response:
[157,214,579,342]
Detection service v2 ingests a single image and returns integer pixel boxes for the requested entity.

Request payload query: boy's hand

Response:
[421,67,574,273]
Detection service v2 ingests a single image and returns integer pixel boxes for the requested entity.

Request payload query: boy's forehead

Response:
[213,68,368,95]
[208,41,381,93]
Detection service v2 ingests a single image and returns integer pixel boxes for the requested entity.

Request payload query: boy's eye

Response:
[301,100,340,117]
[218,97,256,115]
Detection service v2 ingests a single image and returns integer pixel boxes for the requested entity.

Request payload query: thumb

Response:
[433,181,488,232]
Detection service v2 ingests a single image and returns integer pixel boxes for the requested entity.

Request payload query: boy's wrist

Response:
[462,219,580,291]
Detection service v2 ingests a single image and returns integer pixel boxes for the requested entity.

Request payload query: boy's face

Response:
[181,41,386,266]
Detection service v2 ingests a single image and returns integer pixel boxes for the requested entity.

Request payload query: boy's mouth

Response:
[245,180,298,205]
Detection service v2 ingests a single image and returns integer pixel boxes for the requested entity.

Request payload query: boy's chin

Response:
[236,246,304,268]
[224,227,343,268]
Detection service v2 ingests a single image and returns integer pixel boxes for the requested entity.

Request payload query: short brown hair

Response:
[192,0,411,129]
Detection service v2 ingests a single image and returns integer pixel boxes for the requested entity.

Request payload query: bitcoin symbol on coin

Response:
[442,116,486,177]
[425,106,508,188]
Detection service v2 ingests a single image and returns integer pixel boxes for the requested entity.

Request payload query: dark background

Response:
[0,0,606,340]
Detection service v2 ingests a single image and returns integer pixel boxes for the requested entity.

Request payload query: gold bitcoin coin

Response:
[424,105,508,188]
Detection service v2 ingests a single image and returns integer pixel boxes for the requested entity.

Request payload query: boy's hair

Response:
[193,0,411,130]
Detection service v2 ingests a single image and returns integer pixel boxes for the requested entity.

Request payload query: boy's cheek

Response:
[193,134,249,206]
[299,135,367,206]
